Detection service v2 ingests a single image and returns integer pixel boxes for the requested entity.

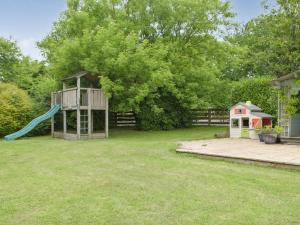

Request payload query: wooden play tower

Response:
[51,71,108,140]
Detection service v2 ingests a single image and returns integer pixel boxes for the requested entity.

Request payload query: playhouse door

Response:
[241,117,250,138]
[230,118,241,138]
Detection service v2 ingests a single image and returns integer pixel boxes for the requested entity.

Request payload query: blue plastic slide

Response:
[4,104,60,141]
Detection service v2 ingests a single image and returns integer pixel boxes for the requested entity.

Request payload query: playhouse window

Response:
[262,118,271,126]
[231,119,239,128]
[242,118,249,128]
[234,108,246,114]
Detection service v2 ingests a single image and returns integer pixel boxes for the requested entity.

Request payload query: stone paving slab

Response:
[177,138,300,167]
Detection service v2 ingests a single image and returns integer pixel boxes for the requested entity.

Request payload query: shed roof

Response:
[273,70,300,82]
[233,102,262,112]
[62,71,98,82]
[251,112,273,118]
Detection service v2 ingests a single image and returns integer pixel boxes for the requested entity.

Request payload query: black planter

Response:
[258,133,264,142]
[277,135,281,143]
[264,134,278,144]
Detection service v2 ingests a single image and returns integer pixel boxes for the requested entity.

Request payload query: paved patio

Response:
[177,138,300,168]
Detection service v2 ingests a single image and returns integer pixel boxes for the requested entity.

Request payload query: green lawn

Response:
[0,127,299,225]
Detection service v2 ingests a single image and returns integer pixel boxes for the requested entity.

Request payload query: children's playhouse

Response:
[230,101,272,139]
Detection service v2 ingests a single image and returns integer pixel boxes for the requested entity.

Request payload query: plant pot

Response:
[258,133,265,142]
[264,134,278,144]
[277,135,281,143]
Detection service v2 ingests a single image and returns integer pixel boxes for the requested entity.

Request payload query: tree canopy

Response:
[39,0,235,129]
[226,0,300,80]
[0,37,21,82]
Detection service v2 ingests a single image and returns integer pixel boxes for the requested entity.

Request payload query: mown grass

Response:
[0,127,299,225]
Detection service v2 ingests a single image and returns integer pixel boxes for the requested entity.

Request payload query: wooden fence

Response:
[109,112,136,127]
[109,108,229,127]
[191,108,229,126]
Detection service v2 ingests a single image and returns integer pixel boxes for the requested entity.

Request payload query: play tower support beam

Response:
[62,81,67,137]
[105,97,109,138]
[88,88,92,138]
[51,93,54,137]
[77,77,81,139]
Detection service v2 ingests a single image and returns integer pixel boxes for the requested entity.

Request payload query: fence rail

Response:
[109,108,229,128]
[109,112,136,127]
[191,108,229,126]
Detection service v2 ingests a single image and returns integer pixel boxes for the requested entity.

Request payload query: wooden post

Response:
[61,90,64,109]
[62,83,66,112]
[277,91,280,125]
[88,88,92,138]
[77,77,81,139]
[105,97,109,138]
[91,110,94,133]
[208,109,212,126]
[51,93,54,137]
[63,110,67,136]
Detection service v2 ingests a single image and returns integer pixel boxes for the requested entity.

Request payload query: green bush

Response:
[230,76,277,116]
[135,92,192,130]
[0,83,33,137]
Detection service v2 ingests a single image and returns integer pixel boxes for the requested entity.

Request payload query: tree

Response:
[0,37,47,90]
[12,56,47,91]
[0,37,21,82]
[225,0,300,80]
[39,0,234,129]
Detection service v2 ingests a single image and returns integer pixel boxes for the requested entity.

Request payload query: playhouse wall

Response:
[230,108,250,116]
[229,115,261,139]
[230,128,241,138]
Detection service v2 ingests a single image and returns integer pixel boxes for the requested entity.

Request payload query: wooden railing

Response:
[52,88,106,109]
[52,91,62,105]
[63,88,77,108]
[91,88,106,109]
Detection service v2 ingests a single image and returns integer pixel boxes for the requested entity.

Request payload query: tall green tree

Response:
[0,37,48,91]
[225,0,300,80]
[0,37,21,82]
